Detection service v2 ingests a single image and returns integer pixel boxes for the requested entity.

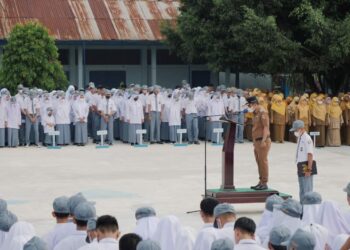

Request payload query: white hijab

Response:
[330,234,349,250]
[0,232,7,249]
[175,226,196,250]
[256,209,273,244]
[316,201,350,238]
[193,227,219,250]
[302,204,321,225]
[303,224,329,250]
[134,216,160,240]
[152,215,182,250]
[1,221,35,250]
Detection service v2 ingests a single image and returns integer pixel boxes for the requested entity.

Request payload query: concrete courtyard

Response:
[0,140,349,236]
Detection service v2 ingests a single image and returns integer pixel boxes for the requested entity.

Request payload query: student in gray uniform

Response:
[73,91,90,146]
[98,90,116,145]
[185,91,200,144]
[15,85,27,146]
[6,97,21,147]
[148,86,163,144]
[0,95,7,147]
[24,90,41,147]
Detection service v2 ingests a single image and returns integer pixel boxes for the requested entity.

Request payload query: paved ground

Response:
[1,140,349,236]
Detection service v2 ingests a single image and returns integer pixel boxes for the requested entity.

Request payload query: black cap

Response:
[246,96,258,104]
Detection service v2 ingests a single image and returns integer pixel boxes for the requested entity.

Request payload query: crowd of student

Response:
[0,182,350,250]
[0,82,349,148]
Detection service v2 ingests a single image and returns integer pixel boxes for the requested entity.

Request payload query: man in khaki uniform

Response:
[247,96,271,190]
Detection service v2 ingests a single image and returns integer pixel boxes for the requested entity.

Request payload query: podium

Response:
[205,118,291,203]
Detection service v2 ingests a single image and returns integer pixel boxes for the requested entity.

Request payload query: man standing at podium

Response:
[247,96,271,190]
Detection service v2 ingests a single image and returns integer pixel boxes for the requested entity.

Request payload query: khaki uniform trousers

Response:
[253,138,271,184]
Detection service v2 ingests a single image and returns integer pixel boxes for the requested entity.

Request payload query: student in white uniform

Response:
[15,85,27,146]
[54,93,71,146]
[73,92,90,146]
[232,89,247,143]
[134,207,159,240]
[148,86,163,144]
[53,201,96,250]
[234,217,265,250]
[168,94,182,143]
[290,120,315,202]
[127,93,144,145]
[42,107,55,146]
[301,192,322,225]
[24,90,41,147]
[98,90,116,145]
[208,92,225,143]
[0,96,8,147]
[160,90,171,143]
[185,92,200,144]
[43,196,76,250]
[6,97,21,147]
[213,203,236,243]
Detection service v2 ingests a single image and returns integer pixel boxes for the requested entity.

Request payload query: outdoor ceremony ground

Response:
[0,140,349,236]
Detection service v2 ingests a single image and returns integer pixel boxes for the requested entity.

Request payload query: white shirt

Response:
[98,98,117,116]
[208,98,225,121]
[43,115,55,133]
[230,96,247,113]
[134,217,159,240]
[24,98,40,115]
[168,100,182,126]
[53,230,87,250]
[235,239,265,250]
[147,93,163,112]
[73,99,89,123]
[184,99,198,114]
[7,102,21,129]
[54,99,71,124]
[43,222,77,250]
[126,99,144,124]
[15,93,26,110]
[296,132,314,163]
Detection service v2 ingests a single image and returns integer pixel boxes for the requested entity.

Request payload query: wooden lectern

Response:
[206,118,291,203]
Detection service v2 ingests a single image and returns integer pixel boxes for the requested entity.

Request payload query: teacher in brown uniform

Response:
[246,96,271,190]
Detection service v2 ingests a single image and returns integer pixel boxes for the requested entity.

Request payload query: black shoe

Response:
[188,142,193,145]
[250,184,261,190]
[150,142,155,144]
[255,184,268,190]
[194,141,200,145]
[131,143,135,146]
[157,141,163,144]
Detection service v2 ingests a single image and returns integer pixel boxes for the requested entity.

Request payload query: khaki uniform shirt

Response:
[252,106,270,140]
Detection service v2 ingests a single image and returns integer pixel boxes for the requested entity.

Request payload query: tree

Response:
[0,22,67,93]
[162,0,350,93]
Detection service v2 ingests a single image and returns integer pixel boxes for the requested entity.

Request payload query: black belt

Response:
[255,137,270,141]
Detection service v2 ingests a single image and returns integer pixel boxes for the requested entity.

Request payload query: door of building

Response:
[191,70,211,87]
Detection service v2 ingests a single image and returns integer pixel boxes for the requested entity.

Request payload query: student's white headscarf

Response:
[175,226,196,250]
[193,227,219,250]
[330,234,349,250]
[303,224,330,250]
[0,232,7,249]
[0,221,35,250]
[134,216,160,240]
[302,204,321,225]
[152,215,182,250]
[316,201,350,238]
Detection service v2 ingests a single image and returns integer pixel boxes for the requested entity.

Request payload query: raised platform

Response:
[205,188,292,203]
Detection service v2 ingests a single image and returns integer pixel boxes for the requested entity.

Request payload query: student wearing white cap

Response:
[134,207,159,240]
[53,201,96,250]
[23,236,48,250]
[6,97,21,147]
[73,92,89,146]
[234,217,264,250]
[98,89,116,145]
